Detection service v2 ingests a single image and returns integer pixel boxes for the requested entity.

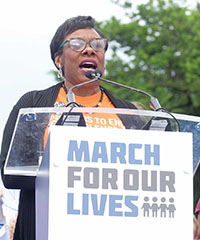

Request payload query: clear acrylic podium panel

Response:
[4,107,200,176]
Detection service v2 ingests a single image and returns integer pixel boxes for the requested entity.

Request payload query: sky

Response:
[0,0,127,143]
[0,0,199,226]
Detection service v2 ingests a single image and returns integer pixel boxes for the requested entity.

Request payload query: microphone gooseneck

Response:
[67,71,101,107]
[87,70,180,131]
[86,69,161,111]
[65,69,180,131]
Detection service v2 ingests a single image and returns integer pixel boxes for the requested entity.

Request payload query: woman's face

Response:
[56,28,106,95]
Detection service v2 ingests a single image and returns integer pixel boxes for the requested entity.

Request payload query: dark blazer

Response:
[0,82,141,240]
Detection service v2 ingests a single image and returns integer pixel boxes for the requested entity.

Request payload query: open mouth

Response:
[79,60,97,72]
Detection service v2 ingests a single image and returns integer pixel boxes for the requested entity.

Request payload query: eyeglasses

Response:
[58,38,108,52]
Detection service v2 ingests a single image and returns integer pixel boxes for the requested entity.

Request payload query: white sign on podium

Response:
[39,126,193,240]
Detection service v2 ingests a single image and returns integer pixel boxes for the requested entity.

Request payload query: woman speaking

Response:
[0,16,140,240]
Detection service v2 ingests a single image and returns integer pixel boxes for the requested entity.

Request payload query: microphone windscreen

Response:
[95,69,103,77]
[85,71,94,79]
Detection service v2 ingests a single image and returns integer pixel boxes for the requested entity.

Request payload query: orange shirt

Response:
[56,88,125,129]
[43,88,124,147]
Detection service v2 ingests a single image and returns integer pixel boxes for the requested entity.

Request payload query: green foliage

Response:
[49,1,200,203]
[99,0,200,207]
[98,0,200,115]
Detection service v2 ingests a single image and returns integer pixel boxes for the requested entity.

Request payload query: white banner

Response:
[48,126,193,240]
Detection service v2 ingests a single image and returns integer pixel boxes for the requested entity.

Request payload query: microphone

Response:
[85,69,102,79]
[86,69,161,111]
[67,71,101,107]
[66,69,180,131]
[87,70,180,131]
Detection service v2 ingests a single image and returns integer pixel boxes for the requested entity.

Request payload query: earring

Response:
[57,64,64,79]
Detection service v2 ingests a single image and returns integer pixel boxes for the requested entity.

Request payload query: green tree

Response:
[98,0,200,208]
[50,0,200,206]
[98,0,200,115]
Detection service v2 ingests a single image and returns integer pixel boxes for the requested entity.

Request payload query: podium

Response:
[4,107,200,239]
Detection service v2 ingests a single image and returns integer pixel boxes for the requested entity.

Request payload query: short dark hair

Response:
[50,16,107,66]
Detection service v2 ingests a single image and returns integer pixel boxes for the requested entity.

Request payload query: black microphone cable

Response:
[55,106,75,126]
[140,107,181,132]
